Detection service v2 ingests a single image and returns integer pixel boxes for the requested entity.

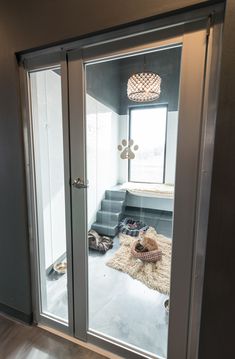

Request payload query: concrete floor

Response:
[46,271,68,321]
[89,212,172,358]
[45,212,172,358]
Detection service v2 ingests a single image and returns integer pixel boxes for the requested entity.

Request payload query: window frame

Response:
[128,104,168,184]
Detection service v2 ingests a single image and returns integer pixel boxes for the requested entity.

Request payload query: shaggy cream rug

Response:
[106,227,171,295]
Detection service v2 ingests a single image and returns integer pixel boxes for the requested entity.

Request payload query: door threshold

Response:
[38,323,122,359]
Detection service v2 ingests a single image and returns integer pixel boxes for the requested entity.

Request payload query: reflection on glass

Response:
[30,68,68,323]
[86,46,181,357]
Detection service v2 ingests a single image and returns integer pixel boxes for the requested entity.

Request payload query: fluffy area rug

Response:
[106,227,171,295]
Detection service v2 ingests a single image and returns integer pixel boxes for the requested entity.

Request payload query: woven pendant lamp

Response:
[127,56,161,102]
[127,72,161,102]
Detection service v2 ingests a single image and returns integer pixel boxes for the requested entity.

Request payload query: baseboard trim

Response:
[38,324,122,359]
[0,303,33,324]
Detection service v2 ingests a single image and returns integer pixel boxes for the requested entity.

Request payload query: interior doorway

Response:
[21,8,222,359]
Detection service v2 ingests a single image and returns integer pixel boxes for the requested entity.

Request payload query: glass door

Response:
[24,55,74,333]
[21,8,222,359]
[86,47,180,359]
[68,20,209,359]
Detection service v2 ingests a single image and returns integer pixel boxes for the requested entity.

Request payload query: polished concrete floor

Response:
[0,315,106,359]
[46,270,68,321]
[45,212,172,358]
[89,242,169,358]
[89,223,170,358]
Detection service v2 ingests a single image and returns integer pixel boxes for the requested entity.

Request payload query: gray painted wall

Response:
[86,61,120,114]
[86,47,181,114]
[119,47,181,114]
[0,1,234,358]
[199,1,235,358]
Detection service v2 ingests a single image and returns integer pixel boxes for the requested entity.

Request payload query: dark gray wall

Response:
[86,61,120,114]
[0,0,234,358]
[199,1,235,358]
[119,47,181,114]
[86,47,181,115]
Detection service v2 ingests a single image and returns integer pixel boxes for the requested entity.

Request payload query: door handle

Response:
[72,177,89,189]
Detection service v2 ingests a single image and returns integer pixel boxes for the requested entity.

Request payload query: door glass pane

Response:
[86,46,181,357]
[29,67,68,323]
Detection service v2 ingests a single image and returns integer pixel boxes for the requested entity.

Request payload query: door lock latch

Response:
[72,177,89,189]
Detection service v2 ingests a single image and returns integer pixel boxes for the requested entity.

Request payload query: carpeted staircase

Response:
[91,189,126,237]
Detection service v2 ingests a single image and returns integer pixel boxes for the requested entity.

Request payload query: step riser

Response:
[105,190,126,201]
[91,223,118,237]
[101,201,124,212]
[97,211,122,223]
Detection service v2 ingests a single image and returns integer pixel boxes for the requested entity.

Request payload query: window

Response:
[129,106,167,183]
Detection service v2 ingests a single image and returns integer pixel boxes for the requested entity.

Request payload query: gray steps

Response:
[101,199,124,212]
[91,222,119,237]
[97,210,122,223]
[91,189,127,237]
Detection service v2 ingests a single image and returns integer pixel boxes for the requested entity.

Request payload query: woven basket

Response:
[130,240,162,263]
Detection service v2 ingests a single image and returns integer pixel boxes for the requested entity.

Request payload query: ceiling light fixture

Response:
[127,72,161,103]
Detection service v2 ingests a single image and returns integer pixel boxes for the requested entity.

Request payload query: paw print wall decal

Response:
[117,139,139,159]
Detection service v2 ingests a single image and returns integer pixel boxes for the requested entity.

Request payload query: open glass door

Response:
[68,19,210,359]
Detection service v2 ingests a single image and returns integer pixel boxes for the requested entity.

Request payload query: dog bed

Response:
[88,230,113,253]
[118,218,149,237]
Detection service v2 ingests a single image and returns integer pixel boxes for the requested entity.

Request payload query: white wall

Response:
[165,111,178,184]
[86,94,120,229]
[31,70,66,269]
[118,114,129,184]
